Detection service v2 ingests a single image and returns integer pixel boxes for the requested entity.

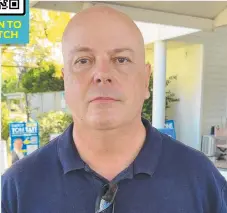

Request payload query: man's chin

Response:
[87,117,120,130]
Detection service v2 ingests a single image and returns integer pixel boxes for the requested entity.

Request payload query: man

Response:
[2,6,227,213]
[11,138,24,164]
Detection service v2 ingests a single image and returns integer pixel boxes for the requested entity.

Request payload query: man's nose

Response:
[93,59,113,84]
[94,76,112,84]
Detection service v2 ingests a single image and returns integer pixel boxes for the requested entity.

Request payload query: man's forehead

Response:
[68,46,135,55]
[63,29,142,58]
[62,6,145,59]
[62,27,143,57]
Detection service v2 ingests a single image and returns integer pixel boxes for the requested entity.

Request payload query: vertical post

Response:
[152,40,167,129]
[25,93,30,122]
[61,91,66,112]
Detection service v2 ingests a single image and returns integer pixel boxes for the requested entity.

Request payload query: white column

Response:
[152,40,167,129]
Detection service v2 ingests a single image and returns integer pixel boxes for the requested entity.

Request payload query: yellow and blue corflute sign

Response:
[9,122,40,156]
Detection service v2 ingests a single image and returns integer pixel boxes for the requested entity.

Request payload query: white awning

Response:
[30,1,227,31]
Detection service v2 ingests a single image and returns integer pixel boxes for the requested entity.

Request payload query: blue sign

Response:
[158,128,176,139]
[0,0,29,44]
[164,120,175,130]
[158,120,176,139]
[9,122,39,156]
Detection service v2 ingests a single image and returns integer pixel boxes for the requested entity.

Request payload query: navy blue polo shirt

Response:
[2,118,227,213]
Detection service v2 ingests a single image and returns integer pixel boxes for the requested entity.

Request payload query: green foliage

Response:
[1,102,10,141]
[21,62,64,93]
[1,101,28,140]
[1,49,18,81]
[1,8,71,82]
[45,10,71,43]
[37,111,73,147]
[142,75,179,122]
[1,76,24,95]
[2,77,18,94]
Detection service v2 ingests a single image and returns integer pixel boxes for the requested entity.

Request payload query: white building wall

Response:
[166,45,203,150]
[202,43,227,134]
[171,26,227,138]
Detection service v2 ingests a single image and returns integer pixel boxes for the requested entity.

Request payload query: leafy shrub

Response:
[1,102,10,141]
[21,62,64,93]
[142,75,179,122]
[37,111,73,147]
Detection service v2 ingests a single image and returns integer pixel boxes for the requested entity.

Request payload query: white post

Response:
[61,91,66,112]
[152,40,167,129]
[0,140,8,175]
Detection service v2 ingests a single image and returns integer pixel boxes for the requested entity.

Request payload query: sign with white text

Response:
[158,120,176,139]
[0,0,29,44]
[9,122,40,156]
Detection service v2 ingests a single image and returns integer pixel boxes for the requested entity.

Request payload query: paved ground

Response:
[215,160,227,169]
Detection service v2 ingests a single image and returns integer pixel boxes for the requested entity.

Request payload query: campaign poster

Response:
[9,122,40,161]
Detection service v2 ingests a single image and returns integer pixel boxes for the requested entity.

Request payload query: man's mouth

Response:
[90,97,118,103]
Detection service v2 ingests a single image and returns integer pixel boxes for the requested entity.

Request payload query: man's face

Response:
[14,139,23,151]
[62,9,151,129]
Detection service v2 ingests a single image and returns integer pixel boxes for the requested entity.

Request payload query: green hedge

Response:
[37,111,73,147]
[1,102,10,141]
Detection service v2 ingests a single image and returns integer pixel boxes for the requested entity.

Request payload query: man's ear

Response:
[61,68,64,78]
[145,63,152,99]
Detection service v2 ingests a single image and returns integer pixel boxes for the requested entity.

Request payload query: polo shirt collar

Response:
[132,118,163,177]
[57,118,163,177]
[57,123,84,174]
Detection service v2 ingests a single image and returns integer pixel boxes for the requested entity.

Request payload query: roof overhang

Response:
[30,1,227,31]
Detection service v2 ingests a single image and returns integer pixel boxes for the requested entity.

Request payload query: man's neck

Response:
[72,117,146,181]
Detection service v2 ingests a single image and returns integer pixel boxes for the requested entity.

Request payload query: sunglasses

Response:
[95,183,118,213]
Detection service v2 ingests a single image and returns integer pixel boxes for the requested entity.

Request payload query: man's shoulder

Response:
[157,129,209,162]
[156,129,226,184]
[150,128,227,212]
[159,130,212,167]
[2,136,60,184]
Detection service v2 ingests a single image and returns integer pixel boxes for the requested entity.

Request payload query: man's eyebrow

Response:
[68,47,134,56]
[109,48,134,54]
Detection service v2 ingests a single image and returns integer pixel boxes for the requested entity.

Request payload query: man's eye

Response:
[75,58,90,65]
[114,57,130,64]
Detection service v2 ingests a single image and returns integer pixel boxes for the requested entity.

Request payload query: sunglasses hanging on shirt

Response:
[95,183,118,213]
